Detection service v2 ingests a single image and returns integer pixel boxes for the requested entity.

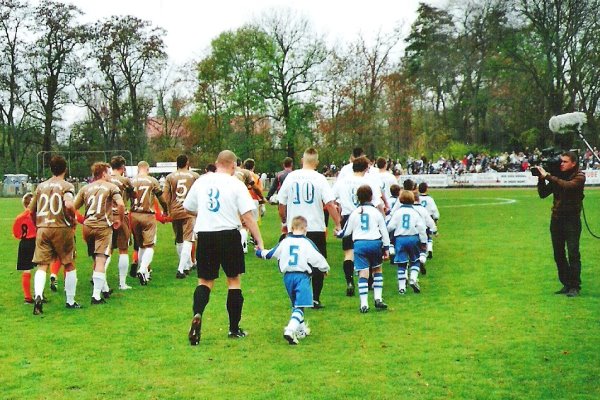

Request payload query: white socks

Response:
[92,271,105,300]
[34,270,47,299]
[176,243,183,257]
[141,247,154,277]
[118,254,129,287]
[64,270,77,305]
[178,241,193,273]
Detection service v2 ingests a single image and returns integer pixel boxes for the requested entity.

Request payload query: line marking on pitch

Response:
[440,198,517,208]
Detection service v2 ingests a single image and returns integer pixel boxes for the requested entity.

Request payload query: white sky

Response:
[63,0,447,64]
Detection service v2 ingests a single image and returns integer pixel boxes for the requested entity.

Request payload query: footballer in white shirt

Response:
[418,182,440,259]
[183,150,264,346]
[277,148,341,309]
[332,156,384,297]
[338,185,390,313]
[387,190,427,294]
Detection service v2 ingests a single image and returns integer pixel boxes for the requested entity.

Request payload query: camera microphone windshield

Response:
[548,112,587,134]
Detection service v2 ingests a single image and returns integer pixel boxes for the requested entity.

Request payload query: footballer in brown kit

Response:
[131,161,168,285]
[74,162,124,304]
[29,155,80,313]
[162,154,199,278]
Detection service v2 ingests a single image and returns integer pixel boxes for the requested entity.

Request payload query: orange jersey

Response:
[248,171,263,201]
[12,209,37,239]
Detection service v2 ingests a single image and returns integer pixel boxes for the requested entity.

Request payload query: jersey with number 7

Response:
[130,176,163,214]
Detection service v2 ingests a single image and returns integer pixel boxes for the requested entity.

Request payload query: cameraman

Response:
[535,151,586,297]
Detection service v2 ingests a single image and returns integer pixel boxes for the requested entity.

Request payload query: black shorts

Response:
[306,231,327,258]
[17,238,36,270]
[341,215,354,251]
[196,229,245,280]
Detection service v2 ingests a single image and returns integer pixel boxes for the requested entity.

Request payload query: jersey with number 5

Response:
[164,170,200,220]
[258,235,330,274]
[278,169,335,232]
[30,178,75,228]
[387,204,427,243]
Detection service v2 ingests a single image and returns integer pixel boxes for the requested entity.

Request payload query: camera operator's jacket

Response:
[537,167,586,217]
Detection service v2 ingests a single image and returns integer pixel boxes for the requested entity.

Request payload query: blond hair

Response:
[291,215,308,231]
[302,148,319,167]
[400,190,415,204]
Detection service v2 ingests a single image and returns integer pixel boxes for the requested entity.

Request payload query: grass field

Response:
[1,188,599,399]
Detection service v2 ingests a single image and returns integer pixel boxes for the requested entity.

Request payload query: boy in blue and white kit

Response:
[256,216,330,345]
[387,190,427,294]
[338,185,390,313]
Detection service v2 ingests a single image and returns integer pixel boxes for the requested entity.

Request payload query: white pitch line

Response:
[440,198,517,208]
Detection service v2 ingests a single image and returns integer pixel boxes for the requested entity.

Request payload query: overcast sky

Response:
[62,0,447,64]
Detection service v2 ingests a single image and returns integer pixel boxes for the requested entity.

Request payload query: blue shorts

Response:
[353,239,383,270]
[393,235,420,264]
[283,272,313,308]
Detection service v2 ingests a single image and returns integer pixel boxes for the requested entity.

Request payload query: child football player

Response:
[12,193,37,303]
[256,216,330,345]
[387,190,427,294]
[338,185,390,313]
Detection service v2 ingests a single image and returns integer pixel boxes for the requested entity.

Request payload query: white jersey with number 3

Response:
[278,169,334,232]
[184,172,255,232]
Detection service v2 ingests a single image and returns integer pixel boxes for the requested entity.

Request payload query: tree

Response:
[95,15,167,160]
[0,0,38,173]
[257,9,328,160]
[28,0,85,157]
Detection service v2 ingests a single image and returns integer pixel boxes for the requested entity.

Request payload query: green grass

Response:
[1,188,599,399]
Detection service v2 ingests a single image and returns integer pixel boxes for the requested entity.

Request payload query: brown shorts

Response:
[112,214,131,251]
[83,225,113,257]
[131,212,156,247]
[172,217,195,243]
[32,227,75,266]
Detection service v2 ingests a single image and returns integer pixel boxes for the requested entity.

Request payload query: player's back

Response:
[185,172,254,232]
[109,174,133,213]
[31,178,74,228]
[165,170,199,219]
[420,194,440,220]
[131,175,161,213]
[76,180,121,228]
[334,175,381,216]
[279,169,334,231]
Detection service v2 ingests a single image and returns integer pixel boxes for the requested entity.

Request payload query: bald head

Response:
[216,150,238,175]
[137,161,149,175]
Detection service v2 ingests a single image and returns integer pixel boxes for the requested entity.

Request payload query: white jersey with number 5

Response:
[333,175,382,216]
[184,172,255,232]
[278,169,334,232]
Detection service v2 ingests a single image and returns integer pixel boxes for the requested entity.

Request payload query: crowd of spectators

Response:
[318,147,600,177]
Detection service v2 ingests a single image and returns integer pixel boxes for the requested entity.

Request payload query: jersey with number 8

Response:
[387,205,427,243]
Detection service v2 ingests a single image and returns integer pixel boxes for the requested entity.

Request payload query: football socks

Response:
[358,277,369,308]
[193,284,211,316]
[343,260,354,284]
[92,271,105,301]
[22,272,32,301]
[226,289,244,333]
[64,270,77,305]
[312,268,324,303]
[34,269,46,300]
[373,272,383,302]
[118,254,129,287]
[397,263,407,292]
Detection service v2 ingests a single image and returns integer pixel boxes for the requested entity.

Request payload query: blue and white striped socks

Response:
[397,264,407,292]
[358,277,369,308]
[287,307,304,331]
[373,272,383,301]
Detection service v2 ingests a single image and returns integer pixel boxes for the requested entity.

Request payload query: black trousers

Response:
[550,215,582,290]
